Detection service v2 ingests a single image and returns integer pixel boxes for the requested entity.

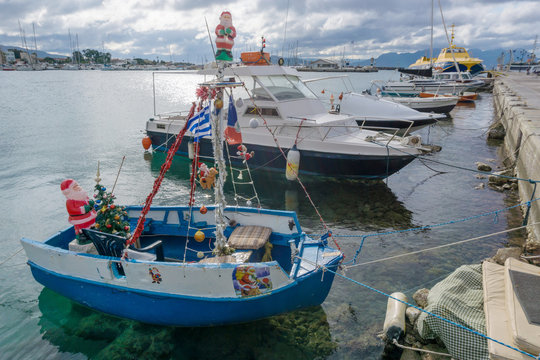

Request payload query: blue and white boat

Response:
[21,58,343,326]
[21,205,342,326]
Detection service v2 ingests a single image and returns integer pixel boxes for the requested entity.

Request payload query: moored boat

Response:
[419,91,478,103]
[147,64,430,179]
[303,75,444,134]
[385,94,458,114]
[431,25,485,76]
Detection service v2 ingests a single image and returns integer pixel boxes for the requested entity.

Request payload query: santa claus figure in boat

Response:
[215,11,236,61]
[61,179,97,244]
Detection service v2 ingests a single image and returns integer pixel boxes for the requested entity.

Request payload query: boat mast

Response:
[430,0,433,68]
[438,0,462,80]
[211,64,229,253]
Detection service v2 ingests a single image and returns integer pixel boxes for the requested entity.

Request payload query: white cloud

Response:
[0,0,538,61]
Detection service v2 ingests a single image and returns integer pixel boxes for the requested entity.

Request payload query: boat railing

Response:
[264,119,405,144]
[154,111,189,121]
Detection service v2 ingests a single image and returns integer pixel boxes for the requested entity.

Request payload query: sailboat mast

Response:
[430,0,433,66]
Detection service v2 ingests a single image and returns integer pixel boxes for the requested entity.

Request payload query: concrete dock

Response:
[493,73,540,246]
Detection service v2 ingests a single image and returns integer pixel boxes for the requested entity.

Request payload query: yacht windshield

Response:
[255,75,318,101]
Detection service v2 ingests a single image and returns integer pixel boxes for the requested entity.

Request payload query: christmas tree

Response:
[92,184,131,238]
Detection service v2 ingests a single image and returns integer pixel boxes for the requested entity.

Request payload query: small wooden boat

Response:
[419,91,477,103]
[385,94,458,114]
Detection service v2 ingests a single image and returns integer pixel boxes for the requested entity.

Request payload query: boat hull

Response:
[22,206,344,327]
[435,61,485,76]
[28,259,339,326]
[146,130,416,179]
[387,97,457,114]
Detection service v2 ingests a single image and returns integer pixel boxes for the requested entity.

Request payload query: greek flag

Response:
[187,105,211,142]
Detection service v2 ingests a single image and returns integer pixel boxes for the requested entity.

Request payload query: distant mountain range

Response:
[1,44,529,69]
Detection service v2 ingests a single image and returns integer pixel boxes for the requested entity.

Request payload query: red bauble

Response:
[124,226,129,231]
[200,206,208,214]
[111,204,116,209]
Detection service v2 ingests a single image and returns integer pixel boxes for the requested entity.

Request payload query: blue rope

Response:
[523,181,538,226]
[309,197,540,265]
[329,268,540,359]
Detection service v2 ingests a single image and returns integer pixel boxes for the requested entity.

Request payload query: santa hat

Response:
[220,11,231,18]
[60,179,77,195]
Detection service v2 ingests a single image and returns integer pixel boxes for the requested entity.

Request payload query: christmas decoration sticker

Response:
[149,267,162,284]
[232,265,272,297]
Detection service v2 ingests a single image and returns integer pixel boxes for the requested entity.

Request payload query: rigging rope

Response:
[344,222,539,270]
[234,75,341,253]
[128,103,196,247]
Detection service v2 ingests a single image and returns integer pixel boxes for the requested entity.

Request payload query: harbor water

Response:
[0,70,522,359]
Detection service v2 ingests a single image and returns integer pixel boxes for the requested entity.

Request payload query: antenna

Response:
[204,17,216,60]
[281,0,290,59]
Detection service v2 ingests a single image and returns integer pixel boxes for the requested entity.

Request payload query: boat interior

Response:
[45,205,309,275]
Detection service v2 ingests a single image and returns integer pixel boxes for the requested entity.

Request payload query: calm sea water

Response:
[0,69,521,359]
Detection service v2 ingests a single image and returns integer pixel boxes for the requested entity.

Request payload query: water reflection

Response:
[38,288,336,359]
[146,151,414,230]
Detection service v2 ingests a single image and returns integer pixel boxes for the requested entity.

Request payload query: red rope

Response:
[127,103,196,246]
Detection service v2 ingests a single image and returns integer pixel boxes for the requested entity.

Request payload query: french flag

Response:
[224,95,242,145]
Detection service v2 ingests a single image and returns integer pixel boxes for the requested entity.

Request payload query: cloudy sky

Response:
[0,0,539,62]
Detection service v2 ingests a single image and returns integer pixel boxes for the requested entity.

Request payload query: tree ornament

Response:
[200,205,208,214]
[197,251,205,259]
[194,230,205,242]
[114,215,120,220]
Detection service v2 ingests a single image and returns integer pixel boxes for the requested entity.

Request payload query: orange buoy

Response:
[142,136,152,150]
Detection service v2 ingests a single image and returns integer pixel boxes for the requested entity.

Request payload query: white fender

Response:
[285,145,300,181]
[383,292,407,342]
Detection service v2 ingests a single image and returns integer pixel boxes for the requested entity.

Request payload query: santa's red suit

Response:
[215,11,236,52]
[61,179,97,235]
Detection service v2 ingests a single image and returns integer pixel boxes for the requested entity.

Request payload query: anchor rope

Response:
[0,248,24,266]
[297,255,540,360]
[391,339,452,358]
[374,140,540,184]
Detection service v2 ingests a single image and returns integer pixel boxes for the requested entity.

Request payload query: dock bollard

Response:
[381,292,407,360]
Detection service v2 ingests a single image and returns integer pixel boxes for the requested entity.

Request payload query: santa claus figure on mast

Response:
[215,11,236,61]
[61,179,97,244]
